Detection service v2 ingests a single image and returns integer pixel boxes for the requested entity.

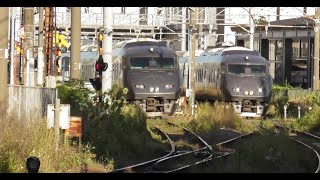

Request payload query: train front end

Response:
[125,46,181,117]
[221,55,273,117]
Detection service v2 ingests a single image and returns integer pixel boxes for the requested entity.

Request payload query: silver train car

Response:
[179,46,273,117]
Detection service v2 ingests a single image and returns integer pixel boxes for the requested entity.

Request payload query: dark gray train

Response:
[179,46,273,117]
[61,38,182,117]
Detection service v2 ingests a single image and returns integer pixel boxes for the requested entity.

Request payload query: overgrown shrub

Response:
[57,80,167,168]
[56,79,96,117]
[265,85,290,118]
[82,85,166,168]
[290,104,320,132]
[0,106,93,173]
[187,102,255,134]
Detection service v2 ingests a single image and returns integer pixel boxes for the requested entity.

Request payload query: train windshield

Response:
[129,57,176,69]
[228,64,266,76]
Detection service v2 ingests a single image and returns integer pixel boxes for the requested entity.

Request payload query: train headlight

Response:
[165,84,174,89]
[245,91,249,95]
[249,91,253,95]
[232,87,240,92]
[258,87,263,93]
[155,87,160,92]
[135,85,145,89]
[150,87,154,92]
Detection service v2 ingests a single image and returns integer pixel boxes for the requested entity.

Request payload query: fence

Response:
[287,88,320,103]
[7,85,57,120]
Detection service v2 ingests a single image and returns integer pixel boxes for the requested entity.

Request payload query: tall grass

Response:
[0,105,93,173]
[187,102,255,134]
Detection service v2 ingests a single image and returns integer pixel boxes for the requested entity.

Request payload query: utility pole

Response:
[181,7,186,52]
[102,7,113,93]
[276,7,280,21]
[303,7,307,15]
[189,7,197,116]
[249,8,254,50]
[37,7,44,86]
[10,7,16,85]
[0,7,9,103]
[70,7,81,79]
[313,7,320,90]
[24,7,35,87]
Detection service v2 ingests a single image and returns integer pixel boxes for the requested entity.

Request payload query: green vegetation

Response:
[57,80,167,169]
[266,84,320,133]
[187,102,256,134]
[0,106,93,173]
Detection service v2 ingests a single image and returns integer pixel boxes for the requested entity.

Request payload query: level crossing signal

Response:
[95,58,108,72]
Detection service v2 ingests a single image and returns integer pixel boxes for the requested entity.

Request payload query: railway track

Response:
[274,123,320,173]
[111,120,212,173]
[110,125,175,173]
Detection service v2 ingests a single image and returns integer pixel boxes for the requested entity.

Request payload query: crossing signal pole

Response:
[189,7,197,116]
[90,28,108,102]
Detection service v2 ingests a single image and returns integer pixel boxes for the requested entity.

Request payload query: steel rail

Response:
[110,125,175,173]
[274,124,320,173]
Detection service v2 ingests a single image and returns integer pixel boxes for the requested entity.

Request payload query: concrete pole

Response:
[10,7,15,85]
[189,7,197,115]
[0,7,9,103]
[37,7,44,86]
[181,7,186,52]
[102,7,113,93]
[70,7,81,79]
[249,8,254,50]
[24,7,35,87]
[313,7,320,90]
[54,98,60,152]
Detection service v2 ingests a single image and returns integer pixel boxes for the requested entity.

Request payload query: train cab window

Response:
[129,57,175,69]
[228,65,245,75]
[158,58,175,68]
[250,65,266,75]
[228,64,266,75]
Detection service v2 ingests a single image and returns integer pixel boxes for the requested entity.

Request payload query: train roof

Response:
[179,46,267,65]
[221,54,269,65]
[113,38,176,57]
[114,38,167,49]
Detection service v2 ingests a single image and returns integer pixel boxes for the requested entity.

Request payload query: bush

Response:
[0,106,93,173]
[83,85,166,168]
[187,102,255,134]
[290,104,320,132]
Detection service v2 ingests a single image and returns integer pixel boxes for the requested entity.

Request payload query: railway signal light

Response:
[89,77,102,91]
[95,57,108,72]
